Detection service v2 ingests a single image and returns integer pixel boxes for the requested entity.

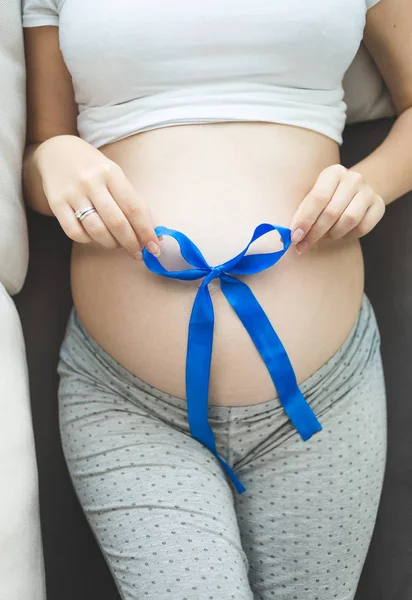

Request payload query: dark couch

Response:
[14,117,412,600]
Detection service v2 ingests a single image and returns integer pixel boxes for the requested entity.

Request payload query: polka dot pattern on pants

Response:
[58,295,386,599]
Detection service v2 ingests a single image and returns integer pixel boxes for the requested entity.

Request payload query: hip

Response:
[58,292,384,432]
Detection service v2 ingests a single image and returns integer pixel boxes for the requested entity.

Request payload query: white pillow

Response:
[344,43,395,124]
[0,0,28,296]
[0,284,46,600]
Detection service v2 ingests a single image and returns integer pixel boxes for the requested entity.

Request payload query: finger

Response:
[344,197,385,240]
[327,191,372,240]
[52,203,92,243]
[71,199,118,250]
[298,175,363,249]
[90,187,143,259]
[290,164,346,243]
[104,166,161,256]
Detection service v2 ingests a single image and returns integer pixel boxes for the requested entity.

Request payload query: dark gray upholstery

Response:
[14,117,412,600]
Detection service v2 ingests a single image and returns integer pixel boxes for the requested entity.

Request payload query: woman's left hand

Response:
[290,164,385,254]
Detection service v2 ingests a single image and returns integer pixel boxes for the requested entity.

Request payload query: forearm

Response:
[22,141,56,216]
[349,106,412,206]
[23,134,85,216]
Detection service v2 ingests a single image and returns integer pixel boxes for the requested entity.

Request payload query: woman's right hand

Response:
[34,134,161,260]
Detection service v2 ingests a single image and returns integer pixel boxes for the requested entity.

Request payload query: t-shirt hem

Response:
[22,16,59,27]
[77,88,346,148]
[81,116,344,150]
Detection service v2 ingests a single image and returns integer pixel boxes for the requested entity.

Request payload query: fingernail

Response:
[135,250,143,261]
[291,228,305,244]
[157,236,164,241]
[296,241,309,255]
[147,240,161,257]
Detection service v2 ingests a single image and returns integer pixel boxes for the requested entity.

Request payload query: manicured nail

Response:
[291,228,305,244]
[296,241,309,255]
[135,250,143,261]
[147,240,161,257]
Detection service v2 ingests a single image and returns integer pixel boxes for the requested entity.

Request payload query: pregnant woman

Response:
[22,0,412,598]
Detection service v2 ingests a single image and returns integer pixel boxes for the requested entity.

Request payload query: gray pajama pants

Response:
[58,293,387,600]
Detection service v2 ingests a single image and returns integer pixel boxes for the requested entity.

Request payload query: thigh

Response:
[233,352,387,600]
[58,376,253,600]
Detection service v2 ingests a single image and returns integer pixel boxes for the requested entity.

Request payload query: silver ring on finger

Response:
[75,206,98,222]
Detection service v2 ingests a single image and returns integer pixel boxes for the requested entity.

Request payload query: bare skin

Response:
[22,0,412,405]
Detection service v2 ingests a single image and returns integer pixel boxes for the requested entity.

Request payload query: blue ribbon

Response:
[143,224,322,493]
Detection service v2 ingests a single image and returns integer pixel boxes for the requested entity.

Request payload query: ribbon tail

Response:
[220,276,322,441]
[186,281,246,493]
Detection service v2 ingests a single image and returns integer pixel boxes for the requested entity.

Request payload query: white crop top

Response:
[22,0,382,149]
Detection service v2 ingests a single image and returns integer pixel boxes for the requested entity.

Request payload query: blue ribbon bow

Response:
[143,223,322,493]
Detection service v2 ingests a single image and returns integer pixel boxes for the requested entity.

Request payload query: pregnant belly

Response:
[71,122,364,406]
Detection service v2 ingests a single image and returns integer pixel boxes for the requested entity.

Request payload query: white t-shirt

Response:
[22,0,382,148]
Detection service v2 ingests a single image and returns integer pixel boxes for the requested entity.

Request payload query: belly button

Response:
[198,280,218,293]
[208,281,222,294]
